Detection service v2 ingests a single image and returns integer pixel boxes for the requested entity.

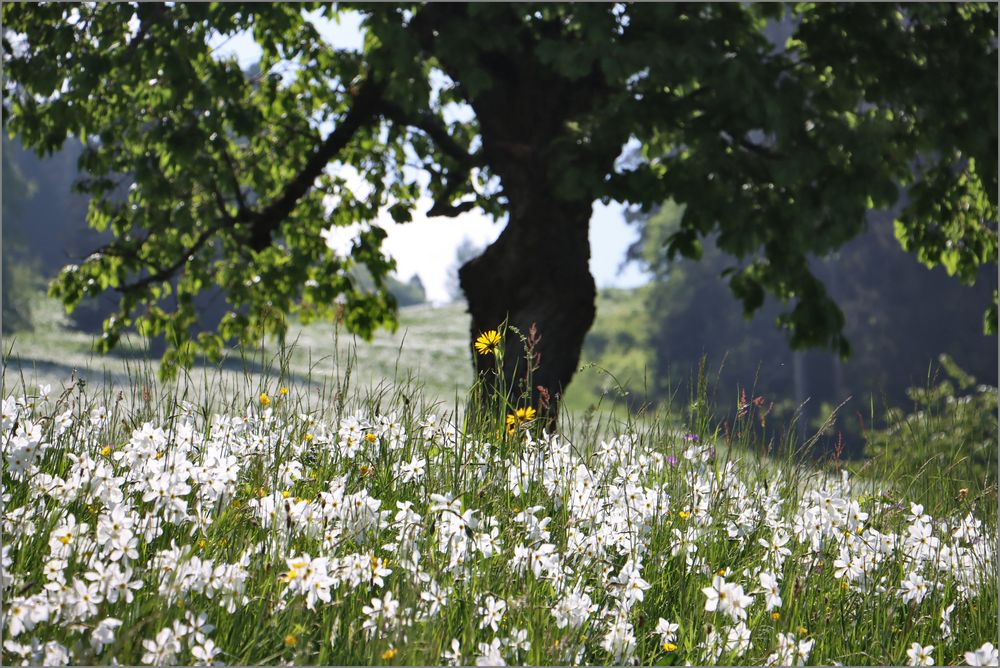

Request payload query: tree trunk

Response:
[459,194,595,425]
[419,4,617,425]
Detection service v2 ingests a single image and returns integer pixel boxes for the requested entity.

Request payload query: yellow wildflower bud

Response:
[279,387,289,396]
[282,490,291,499]
[364,433,378,443]
[771,612,781,621]
[797,626,808,636]
[381,648,398,660]
[662,642,678,652]
[679,510,692,520]
[284,634,297,647]
[304,433,314,443]
[260,393,271,406]
[100,446,111,457]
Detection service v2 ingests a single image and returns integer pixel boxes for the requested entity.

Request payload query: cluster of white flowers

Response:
[1,384,996,666]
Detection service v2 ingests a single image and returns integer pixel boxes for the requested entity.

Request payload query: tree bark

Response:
[418,4,616,424]
[459,193,596,425]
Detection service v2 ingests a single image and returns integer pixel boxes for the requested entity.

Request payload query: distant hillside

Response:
[2,288,639,414]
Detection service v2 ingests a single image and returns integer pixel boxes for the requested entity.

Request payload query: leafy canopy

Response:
[3,3,996,376]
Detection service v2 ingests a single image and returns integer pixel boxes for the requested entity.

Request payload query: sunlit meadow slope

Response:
[1,339,997,665]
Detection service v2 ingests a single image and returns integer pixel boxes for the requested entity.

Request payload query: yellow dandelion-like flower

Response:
[260,392,271,406]
[505,406,537,433]
[279,386,289,396]
[100,445,111,457]
[364,433,378,443]
[381,647,398,660]
[771,611,781,621]
[284,634,297,647]
[662,642,678,653]
[797,626,809,636]
[304,433,314,443]
[474,329,502,355]
[678,510,692,520]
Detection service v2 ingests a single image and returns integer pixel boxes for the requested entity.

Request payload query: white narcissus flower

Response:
[939,603,955,640]
[702,575,753,621]
[655,617,679,644]
[479,595,507,632]
[900,572,930,605]
[442,638,463,666]
[906,642,935,666]
[965,642,999,666]
[68,577,104,620]
[191,639,222,666]
[185,610,216,644]
[475,637,505,666]
[141,628,182,665]
[726,621,752,656]
[760,570,783,611]
[361,591,398,639]
[91,618,123,654]
[504,628,531,655]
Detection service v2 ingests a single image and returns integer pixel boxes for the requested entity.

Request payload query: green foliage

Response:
[2,3,996,379]
[861,355,998,506]
[570,288,655,412]
[621,200,996,449]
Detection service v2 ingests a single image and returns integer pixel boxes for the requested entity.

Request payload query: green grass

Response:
[2,293,640,421]
[1,323,996,666]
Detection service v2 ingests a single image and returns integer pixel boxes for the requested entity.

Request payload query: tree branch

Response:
[109,76,388,297]
[219,144,248,214]
[243,76,387,249]
[379,100,484,217]
[380,100,483,168]
[114,224,222,294]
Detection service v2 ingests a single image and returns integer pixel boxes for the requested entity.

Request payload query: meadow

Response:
[2,310,998,666]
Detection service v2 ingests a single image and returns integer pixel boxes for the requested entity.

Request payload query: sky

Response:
[214,10,649,304]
